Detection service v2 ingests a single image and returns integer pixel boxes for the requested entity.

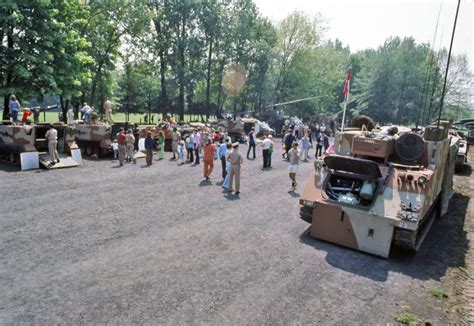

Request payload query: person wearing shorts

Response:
[288,142,300,191]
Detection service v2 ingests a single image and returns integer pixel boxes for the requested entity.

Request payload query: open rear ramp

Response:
[39,153,80,169]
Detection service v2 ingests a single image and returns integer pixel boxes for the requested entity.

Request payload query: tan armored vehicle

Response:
[75,122,138,156]
[0,123,78,169]
[299,120,459,258]
[74,123,114,156]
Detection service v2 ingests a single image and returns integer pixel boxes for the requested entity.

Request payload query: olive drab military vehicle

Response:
[299,119,459,258]
[0,123,79,169]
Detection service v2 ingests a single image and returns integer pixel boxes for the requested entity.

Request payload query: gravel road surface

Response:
[0,144,472,325]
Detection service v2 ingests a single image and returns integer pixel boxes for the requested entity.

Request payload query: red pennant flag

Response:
[342,69,351,99]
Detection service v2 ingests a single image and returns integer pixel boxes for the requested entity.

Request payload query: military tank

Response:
[298,120,459,258]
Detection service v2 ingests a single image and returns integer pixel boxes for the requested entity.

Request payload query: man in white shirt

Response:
[45,124,59,164]
[261,135,273,168]
[67,105,74,126]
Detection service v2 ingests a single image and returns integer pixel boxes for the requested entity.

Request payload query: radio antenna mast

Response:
[437,0,461,128]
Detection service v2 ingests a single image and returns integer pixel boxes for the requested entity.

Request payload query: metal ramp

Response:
[39,153,80,169]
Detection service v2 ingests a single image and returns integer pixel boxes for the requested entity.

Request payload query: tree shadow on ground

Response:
[299,193,470,282]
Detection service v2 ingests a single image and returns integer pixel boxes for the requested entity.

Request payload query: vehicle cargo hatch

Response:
[324,155,382,179]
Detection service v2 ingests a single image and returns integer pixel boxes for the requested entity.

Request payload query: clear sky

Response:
[253,0,473,71]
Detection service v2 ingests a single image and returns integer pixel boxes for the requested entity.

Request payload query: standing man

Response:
[247,128,256,160]
[227,142,244,195]
[261,135,273,168]
[194,128,201,165]
[283,129,296,160]
[219,138,228,179]
[45,124,60,165]
[67,105,75,125]
[116,127,126,166]
[125,129,135,163]
[288,142,300,191]
[9,95,20,125]
[144,131,154,166]
[171,127,181,160]
[323,132,330,155]
[203,138,215,181]
[186,131,194,163]
[32,107,41,124]
[103,97,113,124]
[133,123,140,152]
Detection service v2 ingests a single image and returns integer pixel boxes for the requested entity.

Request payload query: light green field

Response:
[12,112,216,124]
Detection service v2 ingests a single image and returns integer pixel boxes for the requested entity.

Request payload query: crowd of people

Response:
[112,121,336,193]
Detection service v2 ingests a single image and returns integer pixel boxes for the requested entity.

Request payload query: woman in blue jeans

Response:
[9,95,20,125]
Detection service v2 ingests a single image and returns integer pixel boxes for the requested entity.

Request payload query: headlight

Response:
[300,200,315,207]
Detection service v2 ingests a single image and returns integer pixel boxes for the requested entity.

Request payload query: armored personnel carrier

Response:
[0,123,79,169]
[299,120,459,258]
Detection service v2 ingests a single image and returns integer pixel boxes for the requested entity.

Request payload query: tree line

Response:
[1,0,472,125]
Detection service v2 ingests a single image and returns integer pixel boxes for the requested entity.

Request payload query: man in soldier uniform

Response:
[103,97,113,124]
[227,142,244,195]
[45,124,60,165]
[171,127,181,160]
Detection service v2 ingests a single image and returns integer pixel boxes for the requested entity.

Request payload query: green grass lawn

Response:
[3,111,216,124]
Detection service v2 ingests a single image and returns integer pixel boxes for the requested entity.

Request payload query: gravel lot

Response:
[0,143,472,325]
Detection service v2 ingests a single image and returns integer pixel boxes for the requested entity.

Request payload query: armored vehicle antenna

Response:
[437,0,461,128]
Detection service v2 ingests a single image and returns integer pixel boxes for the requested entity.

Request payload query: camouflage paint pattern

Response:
[300,126,457,258]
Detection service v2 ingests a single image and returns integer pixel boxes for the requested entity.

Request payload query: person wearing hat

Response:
[125,129,135,163]
[116,127,126,166]
[45,124,60,165]
[288,142,300,191]
[227,142,244,194]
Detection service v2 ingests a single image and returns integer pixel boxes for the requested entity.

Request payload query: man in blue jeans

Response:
[9,95,20,125]
[247,128,257,160]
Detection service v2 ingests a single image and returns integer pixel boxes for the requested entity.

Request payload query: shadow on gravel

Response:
[199,180,212,186]
[288,191,300,198]
[0,162,21,172]
[224,194,240,201]
[299,193,470,283]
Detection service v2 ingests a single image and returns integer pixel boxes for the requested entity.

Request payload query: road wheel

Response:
[86,146,93,156]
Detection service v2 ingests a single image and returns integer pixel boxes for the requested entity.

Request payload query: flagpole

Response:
[341,98,347,132]
[341,68,350,132]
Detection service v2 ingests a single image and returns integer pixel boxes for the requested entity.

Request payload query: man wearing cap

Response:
[227,142,244,195]
[45,124,60,165]
[116,127,126,166]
